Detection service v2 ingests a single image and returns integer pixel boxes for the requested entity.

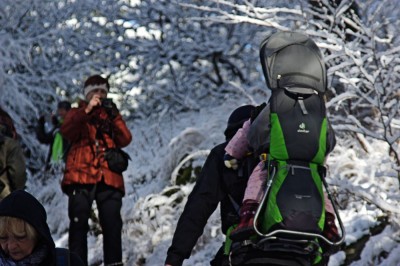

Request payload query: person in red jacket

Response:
[60,75,132,266]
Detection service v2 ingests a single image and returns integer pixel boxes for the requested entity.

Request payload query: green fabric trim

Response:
[270,113,288,160]
[224,225,236,255]
[310,163,325,230]
[51,132,64,162]
[313,245,323,264]
[312,118,327,164]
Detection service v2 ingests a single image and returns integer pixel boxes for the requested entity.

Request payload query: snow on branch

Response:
[332,178,400,216]
[170,150,210,185]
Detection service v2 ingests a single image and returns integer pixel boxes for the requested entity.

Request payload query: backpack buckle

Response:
[259,153,268,161]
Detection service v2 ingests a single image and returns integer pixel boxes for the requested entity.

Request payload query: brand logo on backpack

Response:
[295,194,311,199]
[297,123,309,134]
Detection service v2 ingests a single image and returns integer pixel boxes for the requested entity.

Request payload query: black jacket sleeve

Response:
[36,116,55,144]
[70,251,85,266]
[165,143,226,266]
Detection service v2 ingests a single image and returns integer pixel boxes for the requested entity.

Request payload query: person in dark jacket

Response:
[165,105,255,266]
[36,101,71,167]
[0,190,84,265]
[0,118,26,201]
[0,107,17,140]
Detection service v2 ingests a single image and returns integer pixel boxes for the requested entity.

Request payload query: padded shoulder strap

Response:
[56,248,70,266]
[247,103,271,156]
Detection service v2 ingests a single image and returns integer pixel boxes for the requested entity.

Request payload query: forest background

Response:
[0,0,399,265]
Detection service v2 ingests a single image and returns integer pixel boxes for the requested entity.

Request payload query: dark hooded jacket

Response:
[0,190,84,266]
[0,128,26,200]
[165,105,256,266]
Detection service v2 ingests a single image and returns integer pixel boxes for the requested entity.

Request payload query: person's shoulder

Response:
[0,134,19,147]
[69,106,84,113]
[63,106,86,120]
[210,142,227,155]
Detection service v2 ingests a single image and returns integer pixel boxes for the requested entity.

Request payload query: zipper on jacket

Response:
[95,139,100,156]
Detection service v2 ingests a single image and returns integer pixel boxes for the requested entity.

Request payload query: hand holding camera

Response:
[101,98,113,109]
[85,94,119,119]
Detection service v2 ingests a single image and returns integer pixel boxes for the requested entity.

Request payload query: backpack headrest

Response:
[260,31,327,94]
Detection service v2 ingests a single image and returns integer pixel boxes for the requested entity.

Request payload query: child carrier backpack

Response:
[257,89,327,235]
[226,31,345,266]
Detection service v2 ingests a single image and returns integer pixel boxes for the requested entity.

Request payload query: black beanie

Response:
[0,190,56,264]
[224,105,255,140]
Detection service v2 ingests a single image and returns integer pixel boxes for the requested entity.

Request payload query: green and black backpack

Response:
[225,31,344,266]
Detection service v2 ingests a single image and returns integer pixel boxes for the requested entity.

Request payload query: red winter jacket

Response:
[60,103,132,194]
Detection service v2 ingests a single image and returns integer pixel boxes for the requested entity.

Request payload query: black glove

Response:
[106,102,119,120]
[51,115,59,126]
[250,102,266,122]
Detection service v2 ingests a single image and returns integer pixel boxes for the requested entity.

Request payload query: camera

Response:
[101,98,114,109]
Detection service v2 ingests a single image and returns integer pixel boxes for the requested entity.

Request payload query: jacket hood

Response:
[0,190,56,264]
[224,105,255,140]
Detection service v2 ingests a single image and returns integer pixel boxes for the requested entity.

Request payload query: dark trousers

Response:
[67,182,123,266]
[211,245,228,266]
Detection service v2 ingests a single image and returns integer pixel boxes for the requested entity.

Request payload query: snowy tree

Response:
[119,0,272,118]
[120,0,400,264]
[0,0,133,171]
[321,1,400,178]
[125,0,399,170]
[1,0,399,264]
[121,0,398,165]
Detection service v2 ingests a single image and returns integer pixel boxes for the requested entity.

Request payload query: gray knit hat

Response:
[83,75,109,98]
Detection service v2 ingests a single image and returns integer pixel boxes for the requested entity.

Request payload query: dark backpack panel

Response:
[276,166,323,234]
[226,241,317,266]
[259,161,325,234]
[270,89,327,163]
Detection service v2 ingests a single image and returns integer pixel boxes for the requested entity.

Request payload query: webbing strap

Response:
[228,194,241,215]
[298,98,308,115]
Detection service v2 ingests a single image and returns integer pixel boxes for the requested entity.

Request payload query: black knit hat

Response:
[0,190,56,264]
[224,105,255,140]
